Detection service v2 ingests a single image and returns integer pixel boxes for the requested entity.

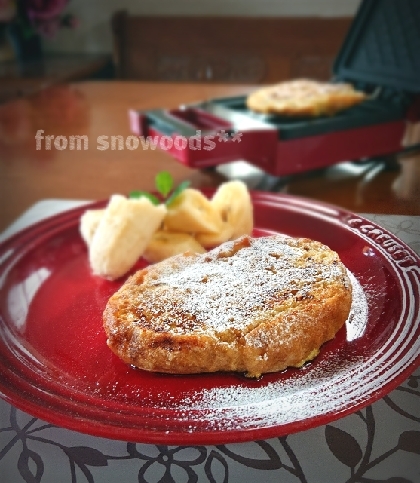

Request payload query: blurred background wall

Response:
[44,0,361,54]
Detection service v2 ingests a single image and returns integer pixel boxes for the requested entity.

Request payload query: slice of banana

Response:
[89,195,166,279]
[196,220,234,248]
[211,180,253,239]
[164,188,223,234]
[80,209,104,246]
[143,230,206,264]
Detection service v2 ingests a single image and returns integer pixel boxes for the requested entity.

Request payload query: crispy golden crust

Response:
[103,235,352,377]
[246,78,366,117]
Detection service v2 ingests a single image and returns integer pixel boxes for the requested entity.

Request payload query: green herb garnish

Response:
[165,180,191,207]
[155,171,173,198]
[128,191,160,205]
[129,171,190,206]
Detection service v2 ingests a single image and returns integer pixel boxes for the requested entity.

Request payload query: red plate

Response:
[0,193,419,445]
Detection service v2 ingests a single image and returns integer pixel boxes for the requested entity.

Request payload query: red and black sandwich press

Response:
[129,0,420,178]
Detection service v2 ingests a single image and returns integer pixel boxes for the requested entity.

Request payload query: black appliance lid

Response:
[333,0,420,93]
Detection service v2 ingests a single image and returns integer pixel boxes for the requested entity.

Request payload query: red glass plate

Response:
[0,193,419,445]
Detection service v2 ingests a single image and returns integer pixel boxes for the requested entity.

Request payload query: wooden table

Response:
[0,80,419,234]
[0,53,111,103]
[0,81,254,232]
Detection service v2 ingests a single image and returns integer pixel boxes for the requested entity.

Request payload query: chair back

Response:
[111,11,352,83]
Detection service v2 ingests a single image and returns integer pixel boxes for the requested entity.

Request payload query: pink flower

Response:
[23,0,69,21]
[17,0,80,38]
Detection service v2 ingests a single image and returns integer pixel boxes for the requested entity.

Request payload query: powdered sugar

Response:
[150,236,346,334]
[151,271,369,430]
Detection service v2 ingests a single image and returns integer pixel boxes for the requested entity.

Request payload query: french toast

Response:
[103,235,352,377]
[246,78,366,117]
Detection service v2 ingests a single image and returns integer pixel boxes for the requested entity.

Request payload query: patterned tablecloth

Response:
[1,200,419,483]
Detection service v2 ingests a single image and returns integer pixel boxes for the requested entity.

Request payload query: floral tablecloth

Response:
[1,201,419,483]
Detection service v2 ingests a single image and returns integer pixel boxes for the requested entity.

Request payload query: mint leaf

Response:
[165,180,191,207]
[155,171,173,197]
[129,190,160,205]
[129,171,189,207]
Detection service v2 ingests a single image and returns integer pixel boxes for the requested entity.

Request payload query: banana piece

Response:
[80,209,104,246]
[89,194,166,279]
[143,230,206,264]
[196,220,234,248]
[211,180,253,239]
[164,188,223,234]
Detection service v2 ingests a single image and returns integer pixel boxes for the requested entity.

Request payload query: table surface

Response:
[0,54,111,103]
[0,81,257,233]
[0,201,419,483]
[1,80,419,236]
[0,53,110,79]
